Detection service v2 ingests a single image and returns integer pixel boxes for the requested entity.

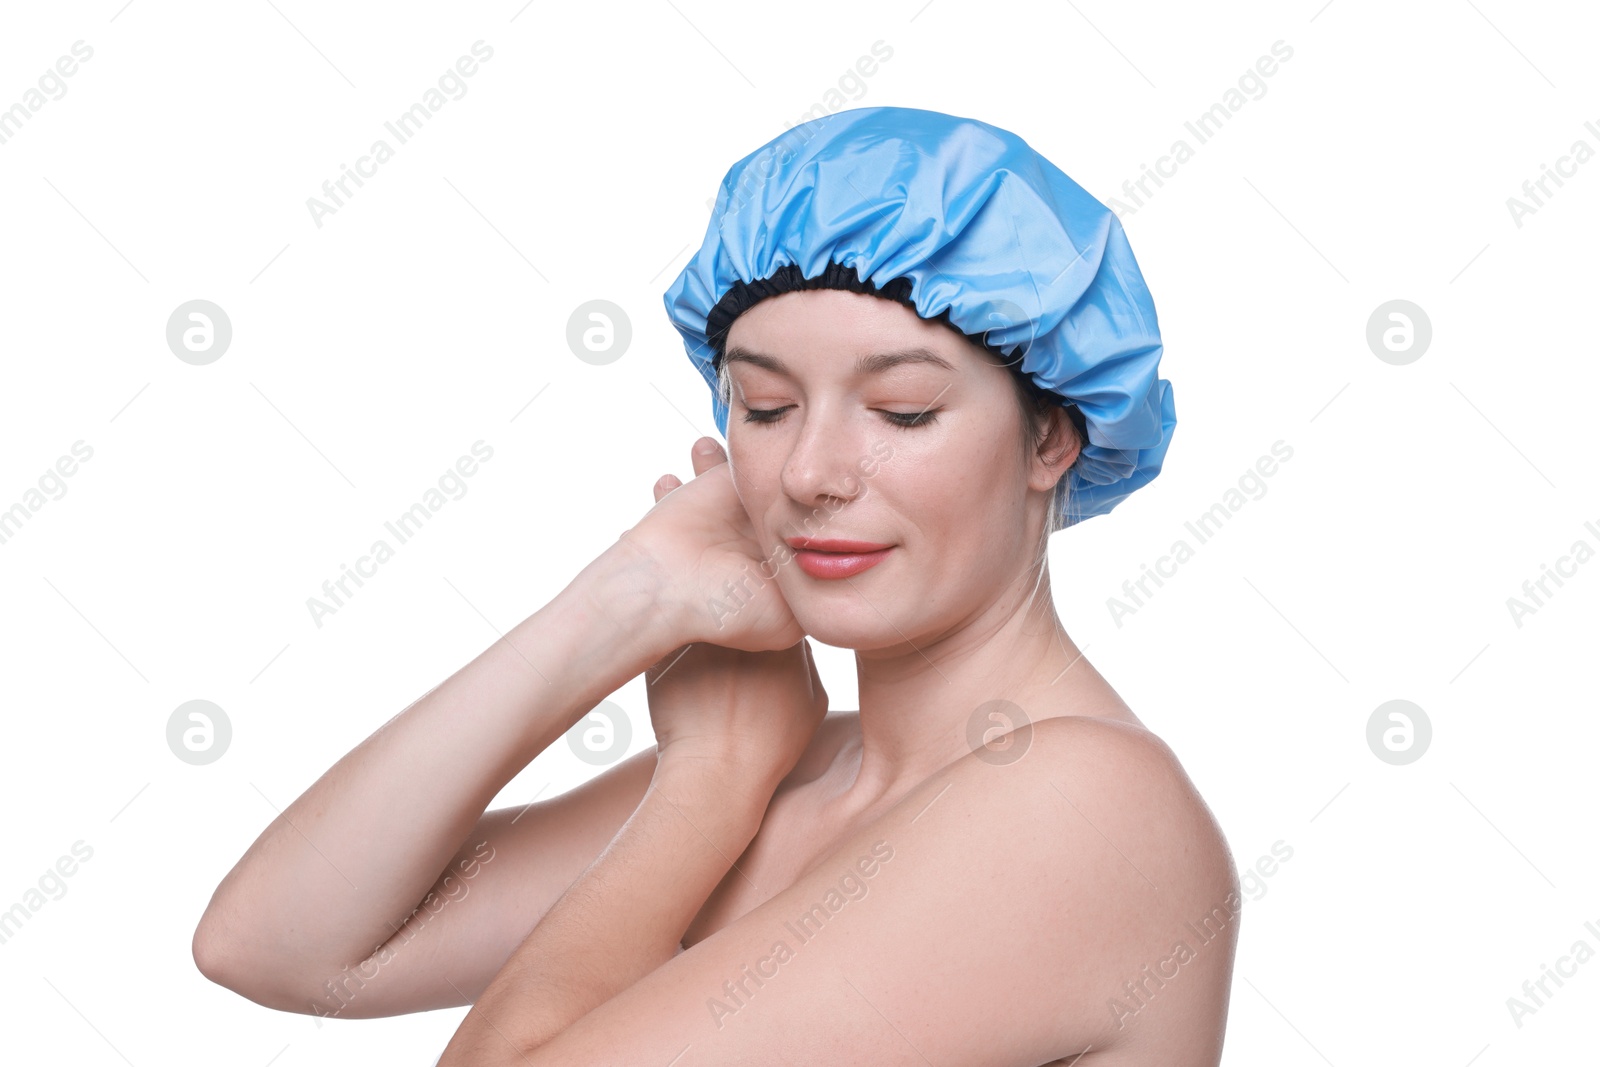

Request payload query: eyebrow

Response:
[721,345,957,376]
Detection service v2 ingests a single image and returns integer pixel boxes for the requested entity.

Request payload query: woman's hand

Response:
[618,437,803,653]
[639,440,828,790]
[644,635,829,798]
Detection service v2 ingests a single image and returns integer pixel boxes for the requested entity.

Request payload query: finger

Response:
[690,436,727,477]
[653,474,681,503]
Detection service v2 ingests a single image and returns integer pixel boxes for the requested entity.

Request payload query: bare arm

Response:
[421,718,1238,1067]
[434,444,830,1056]
[191,541,686,1011]
[438,752,777,1063]
[435,583,830,1056]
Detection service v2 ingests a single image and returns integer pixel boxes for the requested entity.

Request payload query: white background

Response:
[1,1,1596,1063]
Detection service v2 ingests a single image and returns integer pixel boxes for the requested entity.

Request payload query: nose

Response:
[778,402,870,510]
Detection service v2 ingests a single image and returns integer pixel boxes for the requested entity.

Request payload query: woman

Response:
[193,106,1238,1065]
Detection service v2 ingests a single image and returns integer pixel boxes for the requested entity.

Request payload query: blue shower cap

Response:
[661,105,1176,527]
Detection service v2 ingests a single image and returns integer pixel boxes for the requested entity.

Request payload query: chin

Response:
[788,599,928,653]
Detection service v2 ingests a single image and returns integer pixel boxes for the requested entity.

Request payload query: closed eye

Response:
[881,410,939,428]
[741,406,940,430]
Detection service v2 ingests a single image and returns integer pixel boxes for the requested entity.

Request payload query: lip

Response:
[785,537,893,553]
[785,537,895,580]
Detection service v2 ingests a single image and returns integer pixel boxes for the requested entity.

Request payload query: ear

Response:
[1027,401,1081,493]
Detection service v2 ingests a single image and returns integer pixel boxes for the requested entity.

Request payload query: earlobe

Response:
[1030,406,1081,489]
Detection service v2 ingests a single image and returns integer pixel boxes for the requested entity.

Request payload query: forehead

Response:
[722,288,982,370]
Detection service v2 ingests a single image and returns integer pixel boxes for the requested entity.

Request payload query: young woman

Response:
[194,106,1238,1065]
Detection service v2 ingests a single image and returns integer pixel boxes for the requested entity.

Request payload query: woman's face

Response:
[722,288,1059,651]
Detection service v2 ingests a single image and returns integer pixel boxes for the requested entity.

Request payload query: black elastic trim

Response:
[706,262,915,365]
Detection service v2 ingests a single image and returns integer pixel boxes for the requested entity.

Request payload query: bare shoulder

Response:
[1020,716,1235,891]
[998,715,1240,1061]
[1024,716,1230,849]
[787,710,1240,1057]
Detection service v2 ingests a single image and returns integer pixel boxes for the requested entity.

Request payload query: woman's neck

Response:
[835,565,1119,813]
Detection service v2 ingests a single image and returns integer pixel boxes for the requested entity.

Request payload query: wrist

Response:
[565,541,688,654]
[652,744,780,829]
[525,547,685,716]
[590,537,698,646]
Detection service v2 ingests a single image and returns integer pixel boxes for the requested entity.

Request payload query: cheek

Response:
[918,434,1031,559]
[727,438,780,515]
[921,429,1016,502]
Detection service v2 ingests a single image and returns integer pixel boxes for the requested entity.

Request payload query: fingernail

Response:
[695,438,720,455]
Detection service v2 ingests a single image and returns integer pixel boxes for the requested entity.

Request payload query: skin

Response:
[191,289,1238,1066]
[711,288,1130,801]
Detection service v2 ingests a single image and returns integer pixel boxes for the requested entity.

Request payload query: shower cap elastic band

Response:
[662,105,1177,527]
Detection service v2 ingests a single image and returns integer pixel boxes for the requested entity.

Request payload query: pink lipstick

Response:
[785,537,894,580]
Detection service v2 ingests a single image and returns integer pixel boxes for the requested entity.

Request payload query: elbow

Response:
[191,908,237,988]
[191,913,312,1014]
[191,917,260,1000]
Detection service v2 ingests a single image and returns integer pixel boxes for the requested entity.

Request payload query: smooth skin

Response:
[192,289,1237,1065]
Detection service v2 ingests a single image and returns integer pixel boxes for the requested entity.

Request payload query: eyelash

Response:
[740,406,940,430]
